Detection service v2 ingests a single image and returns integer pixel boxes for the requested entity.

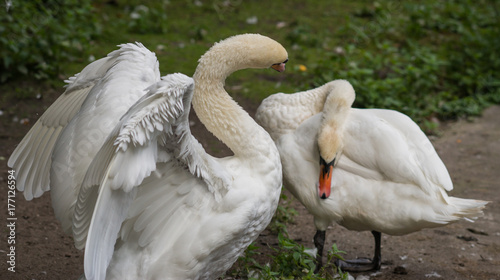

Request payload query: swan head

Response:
[317,128,342,200]
[316,80,355,199]
[194,34,288,79]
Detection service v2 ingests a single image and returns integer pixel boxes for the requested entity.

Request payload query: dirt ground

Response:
[1,84,499,279]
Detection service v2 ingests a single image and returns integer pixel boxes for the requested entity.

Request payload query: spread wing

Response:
[73,73,232,280]
[7,56,117,200]
[8,42,160,201]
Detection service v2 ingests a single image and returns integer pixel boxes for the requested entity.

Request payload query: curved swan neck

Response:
[192,72,274,158]
[318,80,356,163]
[284,83,332,121]
[321,82,354,123]
[191,34,287,158]
[274,80,351,125]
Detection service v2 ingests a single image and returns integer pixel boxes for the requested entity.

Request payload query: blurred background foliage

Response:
[0,0,100,81]
[1,0,499,132]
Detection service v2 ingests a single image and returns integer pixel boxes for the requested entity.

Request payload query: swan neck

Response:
[283,81,349,122]
[192,73,274,158]
[190,33,288,159]
[322,81,355,123]
[318,80,355,162]
[290,83,332,118]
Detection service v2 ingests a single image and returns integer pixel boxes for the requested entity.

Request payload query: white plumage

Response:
[9,34,288,279]
[256,79,488,271]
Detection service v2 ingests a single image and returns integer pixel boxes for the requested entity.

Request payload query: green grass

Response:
[6,0,499,132]
[306,0,500,131]
[31,0,368,97]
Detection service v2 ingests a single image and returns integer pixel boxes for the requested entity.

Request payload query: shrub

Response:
[0,0,100,82]
[290,0,500,129]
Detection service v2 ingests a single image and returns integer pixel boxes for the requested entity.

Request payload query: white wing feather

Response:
[367,109,453,192]
[345,109,453,195]
[7,56,115,200]
[75,73,232,280]
[48,42,161,235]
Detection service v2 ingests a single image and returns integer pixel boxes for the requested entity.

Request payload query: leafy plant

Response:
[0,0,100,82]
[268,193,298,233]
[264,232,317,279]
[322,244,349,279]
[126,3,169,34]
[245,232,349,280]
[297,0,500,132]
[227,242,265,279]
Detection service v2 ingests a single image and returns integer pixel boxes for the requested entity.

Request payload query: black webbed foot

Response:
[335,257,381,272]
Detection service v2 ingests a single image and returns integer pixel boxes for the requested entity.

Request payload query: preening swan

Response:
[9,34,288,279]
[256,79,488,271]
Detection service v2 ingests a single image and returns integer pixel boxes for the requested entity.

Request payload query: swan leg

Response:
[335,230,382,272]
[313,230,326,272]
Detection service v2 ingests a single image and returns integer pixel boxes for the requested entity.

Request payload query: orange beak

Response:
[318,158,334,199]
[271,59,288,72]
[271,62,286,72]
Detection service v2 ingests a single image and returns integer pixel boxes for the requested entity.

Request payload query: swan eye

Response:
[272,59,288,66]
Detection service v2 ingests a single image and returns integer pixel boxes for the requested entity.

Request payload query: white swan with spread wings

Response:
[9,34,288,279]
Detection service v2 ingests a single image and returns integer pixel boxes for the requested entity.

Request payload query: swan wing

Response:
[74,73,231,280]
[7,56,117,200]
[375,109,453,191]
[11,43,161,235]
[345,109,453,194]
[109,161,240,279]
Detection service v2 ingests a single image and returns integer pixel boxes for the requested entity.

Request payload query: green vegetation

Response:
[228,230,350,280]
[225,194,349,279]
[268,193,299,233]
[3,0,499,131]
[238,233,349,280]
[305,1,500,130]
[0,0,100,82]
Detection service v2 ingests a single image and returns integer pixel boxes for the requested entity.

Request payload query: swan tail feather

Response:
[449,196,489,221]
